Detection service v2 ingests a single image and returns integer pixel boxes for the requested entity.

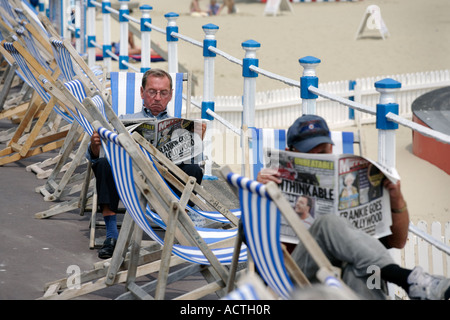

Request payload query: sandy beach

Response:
[119,0,450,96]
[113,0,450,226]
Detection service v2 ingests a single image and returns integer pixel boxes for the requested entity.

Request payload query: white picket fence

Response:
[187,69,450,131]
[388,220,450,299]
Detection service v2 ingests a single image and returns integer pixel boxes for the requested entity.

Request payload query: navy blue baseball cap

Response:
[287,115,334,152]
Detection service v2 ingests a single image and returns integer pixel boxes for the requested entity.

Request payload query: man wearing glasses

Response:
[87,69,205,259]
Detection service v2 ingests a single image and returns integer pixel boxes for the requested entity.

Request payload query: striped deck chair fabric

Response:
[49,38,103,83]
[226,172,295,299]
[248,127,358,179]
[97,125,247,265]
[110,71,184,118]
[135,144,241,224]
[62,79,106,136]
[225,171,348,299]
[49,39,77,82]
[2,41,74,124]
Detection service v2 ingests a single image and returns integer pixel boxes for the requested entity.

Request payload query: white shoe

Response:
[407,266,450,300]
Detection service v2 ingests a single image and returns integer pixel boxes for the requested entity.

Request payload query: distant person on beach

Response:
[208,0,221,16]
[95,31,158,58]
[190,0,208,17]
[257,114,450,300]
[190,0,236,16]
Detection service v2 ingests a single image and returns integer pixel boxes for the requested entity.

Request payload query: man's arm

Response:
[86,131,101,161]
[381,179,410,249]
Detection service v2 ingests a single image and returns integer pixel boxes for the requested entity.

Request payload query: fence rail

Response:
[188,69,450,131]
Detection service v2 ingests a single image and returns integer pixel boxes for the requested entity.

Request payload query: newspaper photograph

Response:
[123,117,204,165]
[264,148,400,244]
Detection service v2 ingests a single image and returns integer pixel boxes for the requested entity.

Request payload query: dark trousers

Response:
[92,158,203,212]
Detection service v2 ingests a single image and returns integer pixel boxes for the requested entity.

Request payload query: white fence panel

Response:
[192,70,450,133]
[390,220,450,299]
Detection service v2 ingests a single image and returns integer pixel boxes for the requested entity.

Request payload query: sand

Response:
[101,0,449,226]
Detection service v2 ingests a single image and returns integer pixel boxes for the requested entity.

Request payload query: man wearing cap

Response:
[257,115,450,300]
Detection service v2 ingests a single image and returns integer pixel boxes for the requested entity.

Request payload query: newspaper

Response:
[122,117,204,165]
[264,148,401,244]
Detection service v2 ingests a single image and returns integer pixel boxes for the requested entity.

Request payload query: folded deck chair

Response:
[222,166,358,300]
[248,127,361,179]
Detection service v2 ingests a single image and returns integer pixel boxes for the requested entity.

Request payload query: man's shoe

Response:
[407,266,450,300]
[98,237,117,259]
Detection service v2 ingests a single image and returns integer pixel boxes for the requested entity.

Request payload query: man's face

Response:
[140,76,173,116]
[295,196,310,217]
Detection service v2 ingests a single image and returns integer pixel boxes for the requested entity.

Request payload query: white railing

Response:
[389,220,450,299]
[188,69,450,131]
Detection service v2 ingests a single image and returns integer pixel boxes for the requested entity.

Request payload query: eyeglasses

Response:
[145,89,171,98]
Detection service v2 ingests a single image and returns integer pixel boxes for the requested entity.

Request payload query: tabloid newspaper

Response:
[122,117,204,165]
[264,148,401,244]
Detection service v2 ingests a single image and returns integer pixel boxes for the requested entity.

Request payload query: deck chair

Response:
[31,26,105,201]
[0,39,73,166]
[0,19,32,115]
[222,166,358,300]
[81,70,190,247]
[39,90,247,299]
[0,36,32,122]
[33,78,106,219]
[248,127,361,179]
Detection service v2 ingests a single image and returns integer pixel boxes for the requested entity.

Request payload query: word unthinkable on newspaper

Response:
[264,148,400,244]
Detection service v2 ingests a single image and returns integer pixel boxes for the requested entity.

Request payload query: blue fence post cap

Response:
[375,78,401,89]
[164,12,179,18]
[299,56,321,65]
[139,4,152,10]
[242,39,260,48]
[203,23,219,30]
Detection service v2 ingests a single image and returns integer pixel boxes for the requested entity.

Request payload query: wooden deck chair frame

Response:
[0,11,73,162]
[25,13,105,179]
[24,15,108,214]
[0,40,32,124]
[31,36,104,202]
[33,76,106,221]
[39,91,246,300]
[88,94,244,298]
[221,166,359,300]
[132,133,241,226]
[0,39,72,166]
